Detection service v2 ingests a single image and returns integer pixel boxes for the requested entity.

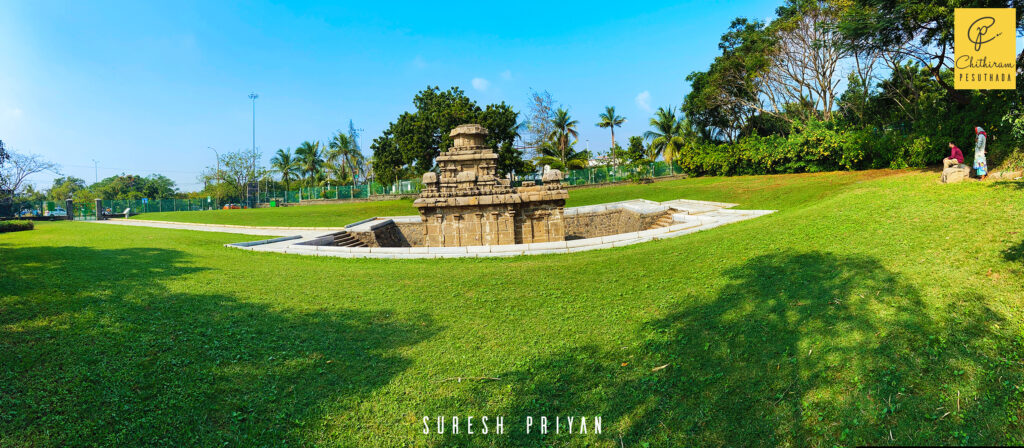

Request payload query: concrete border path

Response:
[90,199,776,259]
[93,218,345,237]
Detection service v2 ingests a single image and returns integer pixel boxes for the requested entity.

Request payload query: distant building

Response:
[588,155,615,167]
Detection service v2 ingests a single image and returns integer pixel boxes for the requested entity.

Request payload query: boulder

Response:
[942,164,970,184]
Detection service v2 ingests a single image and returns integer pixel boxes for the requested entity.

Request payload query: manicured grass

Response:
[133,170,898,227]
[3,171,1024,446]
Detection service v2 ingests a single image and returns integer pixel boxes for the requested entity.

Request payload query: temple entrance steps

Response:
[333,231,367,248]
[648,213,676,230]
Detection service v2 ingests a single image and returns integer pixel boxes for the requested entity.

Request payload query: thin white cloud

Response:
[412,55,428,70]
[500,69,512,80]
[635,91,652,112]
[3,107,23,119]
[472,77,490,91]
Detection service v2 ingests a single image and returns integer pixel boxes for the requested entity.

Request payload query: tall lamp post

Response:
[207,146,220,174]
[91,159,99,183]
[208,146,219,208]
[248,92,259,206]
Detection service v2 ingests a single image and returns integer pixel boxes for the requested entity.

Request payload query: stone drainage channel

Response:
[215,198,775,259]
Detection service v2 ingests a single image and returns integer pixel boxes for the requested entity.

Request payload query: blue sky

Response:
[1,0,782,191]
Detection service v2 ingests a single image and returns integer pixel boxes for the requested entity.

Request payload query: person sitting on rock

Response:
[943,142,964,169]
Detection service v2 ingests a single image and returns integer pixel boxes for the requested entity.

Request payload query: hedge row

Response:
[0,220,34,233]
[674,120,999,177]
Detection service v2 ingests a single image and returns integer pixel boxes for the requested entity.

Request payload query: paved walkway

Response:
[93,218,344,237]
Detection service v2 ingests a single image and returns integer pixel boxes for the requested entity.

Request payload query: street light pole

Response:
[208,146,219,208]
[91,159,98,183]
[207,146,220,173]
[248,92,259,206]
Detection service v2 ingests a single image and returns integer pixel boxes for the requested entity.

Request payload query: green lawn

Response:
[3,170,1024,446]
[133,170,895,227]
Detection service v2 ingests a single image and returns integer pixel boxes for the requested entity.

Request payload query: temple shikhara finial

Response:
[414,123,568,246]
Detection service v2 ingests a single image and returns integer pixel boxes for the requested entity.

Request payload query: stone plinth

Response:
[413,124,568,246]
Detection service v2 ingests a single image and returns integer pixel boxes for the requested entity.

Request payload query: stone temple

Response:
[232,123,776,257]
[413,124,569,246]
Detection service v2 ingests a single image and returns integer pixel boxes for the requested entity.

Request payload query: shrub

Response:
[0,220,34,233]
[675,119,967,177]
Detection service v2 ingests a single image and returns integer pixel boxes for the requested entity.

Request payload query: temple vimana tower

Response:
[414,124,569,247]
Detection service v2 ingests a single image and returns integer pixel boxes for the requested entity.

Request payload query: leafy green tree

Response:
[405,86,481,170]
[90,174,177,200]
[478,102,530,177]
[835,0,1023,104]
[198,150,262,202]
[596,106,626,149]
[682,18,772,143]
[46,176,86,200]
[371,86,528,182]
[140,174,177,199]
[626,136,648,164]
[369,129,406,186]
[371,86,482,182]
[270,149,298,191]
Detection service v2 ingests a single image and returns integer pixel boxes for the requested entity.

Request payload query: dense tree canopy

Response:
[89,174,178,200]
[371,86,528,184]
[674,0,1023,176]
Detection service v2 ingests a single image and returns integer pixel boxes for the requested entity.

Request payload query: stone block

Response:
[369,247,413,254]
[602,232,640,244]
[522,248,568,256]
[568,242,614,253]
[527,241,568,250]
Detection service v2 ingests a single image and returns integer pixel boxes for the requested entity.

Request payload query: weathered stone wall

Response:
[348,222,425,247]
[374,222,421,247]
[348,231,378,247]
[564,209,668,239]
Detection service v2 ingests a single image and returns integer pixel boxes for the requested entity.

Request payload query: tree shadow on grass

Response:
[431,251,1024,447]
[1003,238,1024,264]
[0,245,438,446]
[988,180,1024,190]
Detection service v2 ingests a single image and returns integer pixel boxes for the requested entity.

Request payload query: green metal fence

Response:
[1,161,684,218]
[0,200,98,220]
[520,161,683,186]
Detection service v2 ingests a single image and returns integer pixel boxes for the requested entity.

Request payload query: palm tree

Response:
[327,131,367,184]
[324,160,351,187]
[596,106,626,149]
[547,108,579,168]
[536,140,588,171]
[270,148,298,191]
[294,141,324,186]
[644,107,687,164]
[326,132,352,185]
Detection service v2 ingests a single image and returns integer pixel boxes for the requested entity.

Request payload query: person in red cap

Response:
[943,141,964,169]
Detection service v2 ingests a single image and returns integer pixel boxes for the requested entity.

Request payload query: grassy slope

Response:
[3,171,1023,447]
[134,170,892,227]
